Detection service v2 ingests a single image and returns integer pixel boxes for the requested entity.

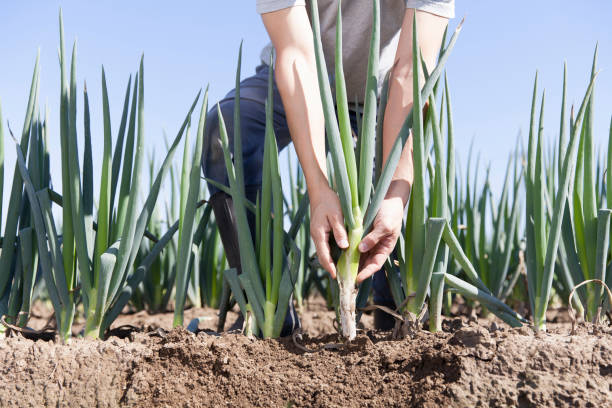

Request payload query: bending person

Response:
[202,0,454,333]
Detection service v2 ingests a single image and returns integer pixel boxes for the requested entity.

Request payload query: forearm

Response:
[382,9,448,206]
[262,7,329,204]
[275,50,330,201]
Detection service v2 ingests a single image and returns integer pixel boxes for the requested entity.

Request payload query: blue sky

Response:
[1,0,611,214]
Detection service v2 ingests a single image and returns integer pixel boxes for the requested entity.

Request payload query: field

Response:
[2,3,612,407]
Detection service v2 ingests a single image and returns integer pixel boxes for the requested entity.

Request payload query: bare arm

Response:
[357,9,448,282]
[262,6,349,278]
[382,9,448,203]
[262,7,448,283]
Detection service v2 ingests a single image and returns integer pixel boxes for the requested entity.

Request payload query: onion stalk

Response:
[310,0,463,339]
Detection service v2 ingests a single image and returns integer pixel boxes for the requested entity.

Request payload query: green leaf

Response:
[413,218,446,311]
[109,76,133,217]
[217,96,266,307]
[259,62,273,289]
[67,44,94,305]
[309,0,355,229]
[6,251,23,325]
[0,52,39,296]
[106,58,145,307]
[428,93,448,220]
[204,177,257,213]
[37,191,70,308]
[608,115,612,210]
[592,209,611,316]
[560,199,585,301]
[82,83,95,260]
[14,142,66,325]
[357,0,379,211]
[107,86,202,311]
[558,63,567,178]
[445,274,524,327]
[178,121,191,240]
[114,73,139,241]
[524,72,539,314]
[103,219,181,331]
[174,87,208,327]
[374,72,390,184]
[581,46,599,296]
[493,171,523,296]
[334,1,359,211]
[406,14,427,314]
[533,91,546,294]
[93,242,120,333]
[263,70,285,307]
[224,268,249,320]
[238,273,265,329]
[91,66,114,310]
[536,69,599,323]
[287,193,310,241]
[442,222,490,293]
[18,227,38,327]
[429,271,445,332]
[445,73,455,210]
[0,98,4,233]
[272,244,300,337]
[363,18,463,233]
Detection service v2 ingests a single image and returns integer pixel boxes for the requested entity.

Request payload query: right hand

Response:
[309,185,349,279]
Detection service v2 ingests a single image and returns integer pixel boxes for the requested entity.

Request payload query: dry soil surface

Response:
[2,304,612,407]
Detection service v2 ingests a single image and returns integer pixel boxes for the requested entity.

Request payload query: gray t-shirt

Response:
[257,0,455,103]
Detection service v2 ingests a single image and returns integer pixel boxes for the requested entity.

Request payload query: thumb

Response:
[359,226,385,253]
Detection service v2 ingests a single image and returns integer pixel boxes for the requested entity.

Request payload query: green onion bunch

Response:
[524,47,600,331]
[217,46,301,338]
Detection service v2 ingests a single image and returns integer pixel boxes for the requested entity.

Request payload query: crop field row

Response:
[0,3,611,407]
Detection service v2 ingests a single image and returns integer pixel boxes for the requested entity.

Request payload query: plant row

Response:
[0,6,609,342]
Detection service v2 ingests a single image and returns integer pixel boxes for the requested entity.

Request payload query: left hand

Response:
[356,196,404,283]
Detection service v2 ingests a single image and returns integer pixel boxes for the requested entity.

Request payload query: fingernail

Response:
[339,239,349,248]
[359,243,368,252]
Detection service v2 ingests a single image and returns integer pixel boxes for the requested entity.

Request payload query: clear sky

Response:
[1,0,611,215]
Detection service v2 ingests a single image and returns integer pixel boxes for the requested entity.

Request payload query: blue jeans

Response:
[202,64,393,306]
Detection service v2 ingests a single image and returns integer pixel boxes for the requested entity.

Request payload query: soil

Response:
[2,300,612,407]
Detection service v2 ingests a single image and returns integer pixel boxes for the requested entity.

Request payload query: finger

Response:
[359,227,385,253]
[356,251,388,283]
[357,240,395,283]
[312,228,336,279]
[328,213,349,249]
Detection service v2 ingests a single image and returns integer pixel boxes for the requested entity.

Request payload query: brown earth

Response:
[25,295,358,338]
[1,301,612,407]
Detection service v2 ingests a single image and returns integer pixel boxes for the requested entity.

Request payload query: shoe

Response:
[227,314,245,332]
[373,300,397,331]
[280,302,301,337]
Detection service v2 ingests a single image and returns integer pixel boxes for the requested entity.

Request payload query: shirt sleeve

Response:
[256,0,305,14]
[406,0,455,18]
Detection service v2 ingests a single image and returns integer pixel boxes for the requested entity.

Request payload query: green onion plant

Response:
[311,0,466,339]
[458,146,524,305]
[524,50,598,332]
[172,89,208,327]
[217,45,300,338]
[0,55,50,330]
[14,13,202,340]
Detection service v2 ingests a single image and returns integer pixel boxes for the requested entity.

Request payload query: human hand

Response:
[356,196,404,283]
[309,186,349,279]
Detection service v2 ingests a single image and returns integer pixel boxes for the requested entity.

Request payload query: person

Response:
[202,0,454,333]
